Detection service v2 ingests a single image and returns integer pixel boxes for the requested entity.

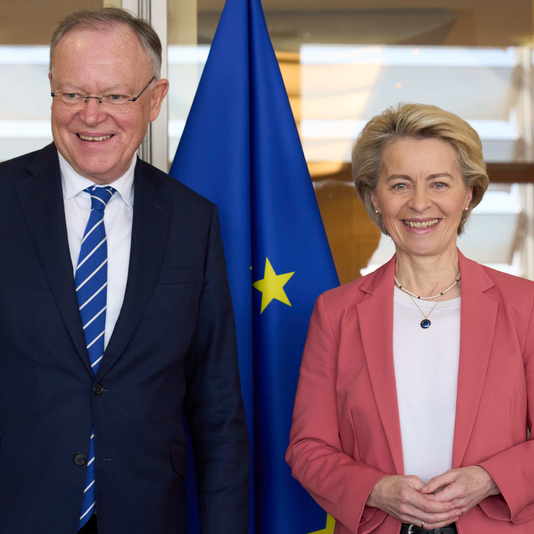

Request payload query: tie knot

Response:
[86,186,115,212]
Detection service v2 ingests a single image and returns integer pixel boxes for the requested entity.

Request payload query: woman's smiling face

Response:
[371,137,473,260]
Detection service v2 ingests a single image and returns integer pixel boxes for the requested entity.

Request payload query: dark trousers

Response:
[78,515,98,534]
[400,523,458,534]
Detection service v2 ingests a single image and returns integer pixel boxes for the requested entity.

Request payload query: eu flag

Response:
[169,0,339,532]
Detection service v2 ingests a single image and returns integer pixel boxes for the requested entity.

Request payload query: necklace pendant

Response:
[420,319,431,329]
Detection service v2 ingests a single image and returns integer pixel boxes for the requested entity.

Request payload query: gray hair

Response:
[49,7,162,79]
[352,103,489,235]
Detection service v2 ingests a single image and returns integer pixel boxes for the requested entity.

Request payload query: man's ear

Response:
[149,79,169,122]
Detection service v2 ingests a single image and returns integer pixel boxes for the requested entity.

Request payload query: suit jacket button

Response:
[74,453,87,466]
[94,383,104,395]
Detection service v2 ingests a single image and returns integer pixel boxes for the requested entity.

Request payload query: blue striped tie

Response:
[76,185,115,529]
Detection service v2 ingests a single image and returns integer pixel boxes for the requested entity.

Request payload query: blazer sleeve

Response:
[286,294,388,533]
[183,203,250,534]
[477,293,534,524]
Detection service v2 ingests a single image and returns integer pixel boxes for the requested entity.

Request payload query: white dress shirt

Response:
[59,152,135,349]
[393,286,461,483]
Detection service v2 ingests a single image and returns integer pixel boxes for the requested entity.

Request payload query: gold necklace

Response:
[409,295,440,329]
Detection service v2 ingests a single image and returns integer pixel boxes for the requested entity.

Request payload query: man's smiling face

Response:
[50,25,167,184]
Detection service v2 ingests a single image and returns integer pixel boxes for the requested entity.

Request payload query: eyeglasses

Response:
[51,76,156,107]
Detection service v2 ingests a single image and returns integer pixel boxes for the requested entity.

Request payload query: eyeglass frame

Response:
[50,76,156,106]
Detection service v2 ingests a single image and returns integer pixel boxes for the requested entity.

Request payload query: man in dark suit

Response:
[0,7,249,534]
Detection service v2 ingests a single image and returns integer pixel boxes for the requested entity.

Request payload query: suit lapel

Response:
[358,257,404,475]
[15,145,92,374]
[96,161,172,379]
[452,252,498,467]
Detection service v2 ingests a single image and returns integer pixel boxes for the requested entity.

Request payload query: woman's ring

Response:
[421,521,425,529]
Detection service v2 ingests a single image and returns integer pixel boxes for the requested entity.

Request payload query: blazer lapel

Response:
[452,252,498,468]
[15,145,92,374]
[96,161,172,379]
[358,257,404,475]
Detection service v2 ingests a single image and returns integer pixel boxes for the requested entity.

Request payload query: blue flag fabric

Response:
[169,0,340,532]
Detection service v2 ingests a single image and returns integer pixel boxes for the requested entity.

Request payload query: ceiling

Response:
[1,0,532,48]
[199,0,533,49]
[1,0,102,44]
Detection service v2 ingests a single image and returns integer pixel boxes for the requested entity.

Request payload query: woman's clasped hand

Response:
[367,475,461,529]
[368,466,500,530]
[422,466,501,515]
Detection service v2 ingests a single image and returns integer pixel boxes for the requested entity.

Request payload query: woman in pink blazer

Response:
[286,104,534,534]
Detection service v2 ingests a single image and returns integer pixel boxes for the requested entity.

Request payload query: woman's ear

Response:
[371,190,380,213]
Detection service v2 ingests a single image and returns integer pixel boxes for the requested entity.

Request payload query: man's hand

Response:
[421,466,500,516]
[367,475,461,529]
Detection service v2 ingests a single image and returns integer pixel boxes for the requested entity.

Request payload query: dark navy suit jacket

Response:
[0,144,250,534]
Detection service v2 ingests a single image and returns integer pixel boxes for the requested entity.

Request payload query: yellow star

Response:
[252,258,295,313]
[308,514,336,534]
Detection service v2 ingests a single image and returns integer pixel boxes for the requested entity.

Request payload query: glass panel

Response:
[0,46,52,162]
[168,45,208,164]
[168,0,200,166]
[0,0,104,163]
[299,46,519,163]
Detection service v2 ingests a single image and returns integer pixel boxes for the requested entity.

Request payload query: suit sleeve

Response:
[286,294,388,533]
[478,293,534,524]
[183,203,250,534]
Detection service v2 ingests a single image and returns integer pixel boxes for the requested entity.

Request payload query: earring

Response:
[464,207,469,211]
[375,210,380,214]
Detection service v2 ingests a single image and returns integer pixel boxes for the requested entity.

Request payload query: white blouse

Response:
[393,286,461,483]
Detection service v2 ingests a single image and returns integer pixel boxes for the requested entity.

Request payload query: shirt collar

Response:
[59,150,136,209]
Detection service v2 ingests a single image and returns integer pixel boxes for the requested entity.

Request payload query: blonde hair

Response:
[352,103,489,235]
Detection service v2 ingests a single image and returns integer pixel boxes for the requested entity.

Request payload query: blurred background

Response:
[2,0,534,282]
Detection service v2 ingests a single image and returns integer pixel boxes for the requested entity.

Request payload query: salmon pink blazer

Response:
[286,251,534,534]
